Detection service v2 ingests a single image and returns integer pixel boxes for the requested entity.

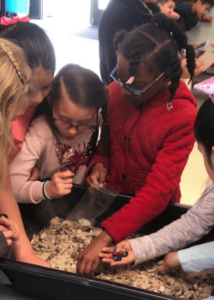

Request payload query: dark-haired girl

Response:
[10,64,107,204]
[100,98,214,275]
[78,14,198,275]
[0,21,56,149]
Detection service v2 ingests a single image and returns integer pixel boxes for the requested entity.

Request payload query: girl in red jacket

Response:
[77,13,198,275]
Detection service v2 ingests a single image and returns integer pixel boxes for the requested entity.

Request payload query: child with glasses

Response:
[77,13,197,276]
[9,64,107,204]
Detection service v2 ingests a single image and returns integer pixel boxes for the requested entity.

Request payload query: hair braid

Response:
[0,42,25,85]
[128,37,146,76]
[114,30,127,52]
[151,13,196,81]
[167,49,183,100]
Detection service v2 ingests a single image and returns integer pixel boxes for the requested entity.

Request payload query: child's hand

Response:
[159,251,180,272]
[0,215,19,246]
[99,240,135,266]
[45,170,73,199]
[86,163,107,188]
[202,15,213,22]
[169,12,180,19]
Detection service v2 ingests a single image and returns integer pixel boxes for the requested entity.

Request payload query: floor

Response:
[31,0,211,206]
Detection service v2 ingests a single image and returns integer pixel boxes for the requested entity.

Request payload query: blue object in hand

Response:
[114,255,122,261]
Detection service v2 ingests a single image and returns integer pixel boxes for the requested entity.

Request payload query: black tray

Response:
[0,184,213,300]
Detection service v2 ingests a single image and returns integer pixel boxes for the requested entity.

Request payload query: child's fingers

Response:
[115,240,130,252]
[58,170,74,179]
[99,253,112,258]
[3,230,14,240]
[89,172,100,185]
[102,257,115,264]
[102,247,114,253]
[99,170,107,184]
[62,178,73,184]
[0,225,7,232]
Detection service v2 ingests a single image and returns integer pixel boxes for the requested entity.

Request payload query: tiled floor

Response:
[32,1,211,206]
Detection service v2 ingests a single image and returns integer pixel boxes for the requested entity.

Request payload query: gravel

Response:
[31,217,214,299]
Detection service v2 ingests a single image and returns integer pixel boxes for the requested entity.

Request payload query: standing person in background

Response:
[99,0,160,85]
[0,38,33,258]
[0,20,56,267]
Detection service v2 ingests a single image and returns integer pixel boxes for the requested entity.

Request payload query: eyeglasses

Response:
[53,111,98,133]
[110,66,169,96]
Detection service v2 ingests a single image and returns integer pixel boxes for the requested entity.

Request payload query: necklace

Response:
[138,0,153,15]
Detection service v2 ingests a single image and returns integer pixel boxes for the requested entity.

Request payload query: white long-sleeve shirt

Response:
[129,179,214,265]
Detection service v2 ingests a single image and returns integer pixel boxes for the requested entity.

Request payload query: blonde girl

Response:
[0,38,34,258]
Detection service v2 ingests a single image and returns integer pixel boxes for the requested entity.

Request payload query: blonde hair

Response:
[0,38,33,190]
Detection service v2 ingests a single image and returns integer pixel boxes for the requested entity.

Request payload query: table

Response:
[186,7,214,52]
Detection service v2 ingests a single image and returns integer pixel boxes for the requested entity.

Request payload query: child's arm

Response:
[160,242,214,273]
[100,105,197,245]
[0,171,51,267]
[99,180,214,266]
[9,125,45,204]
[201,15,213,22]
[10,121,73,203]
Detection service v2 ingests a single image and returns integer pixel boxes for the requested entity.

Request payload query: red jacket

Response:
[87,81,197,244]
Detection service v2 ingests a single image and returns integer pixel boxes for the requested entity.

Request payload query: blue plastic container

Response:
[6,0,30,15]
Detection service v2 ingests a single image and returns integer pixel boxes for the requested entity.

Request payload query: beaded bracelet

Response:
[43,181,53,200]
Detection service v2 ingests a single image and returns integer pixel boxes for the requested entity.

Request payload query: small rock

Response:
[193,283,198,291]
[175,290,182,297]
[195,291,199,297]
[174,286,180,292]
[204,287,211,295]
[184,291,192,299]
[159,286,165,293]
[147,268,156,273]
[165,289,171,295]
[157,260,164,266]
[199,287,203,293]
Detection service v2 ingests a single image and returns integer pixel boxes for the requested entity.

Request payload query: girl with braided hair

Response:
[77,13,198,275]
[0,21,55,267]
[0,38,33,258]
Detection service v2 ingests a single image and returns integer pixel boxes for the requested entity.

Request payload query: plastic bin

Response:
[6,0,30,15]
[0,184,214,300]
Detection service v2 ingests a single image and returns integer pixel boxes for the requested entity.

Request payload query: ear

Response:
[212,146,214,154]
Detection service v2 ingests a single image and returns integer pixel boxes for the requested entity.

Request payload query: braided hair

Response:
[114,13,195,101]
[0,41,26,85]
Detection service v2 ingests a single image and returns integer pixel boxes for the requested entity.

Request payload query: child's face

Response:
[116,54,169,106]
[52,93,97,141]
[195,1,211,18]
[30,67,54,107]
[158,0,175,16]
[198,143,214,182]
